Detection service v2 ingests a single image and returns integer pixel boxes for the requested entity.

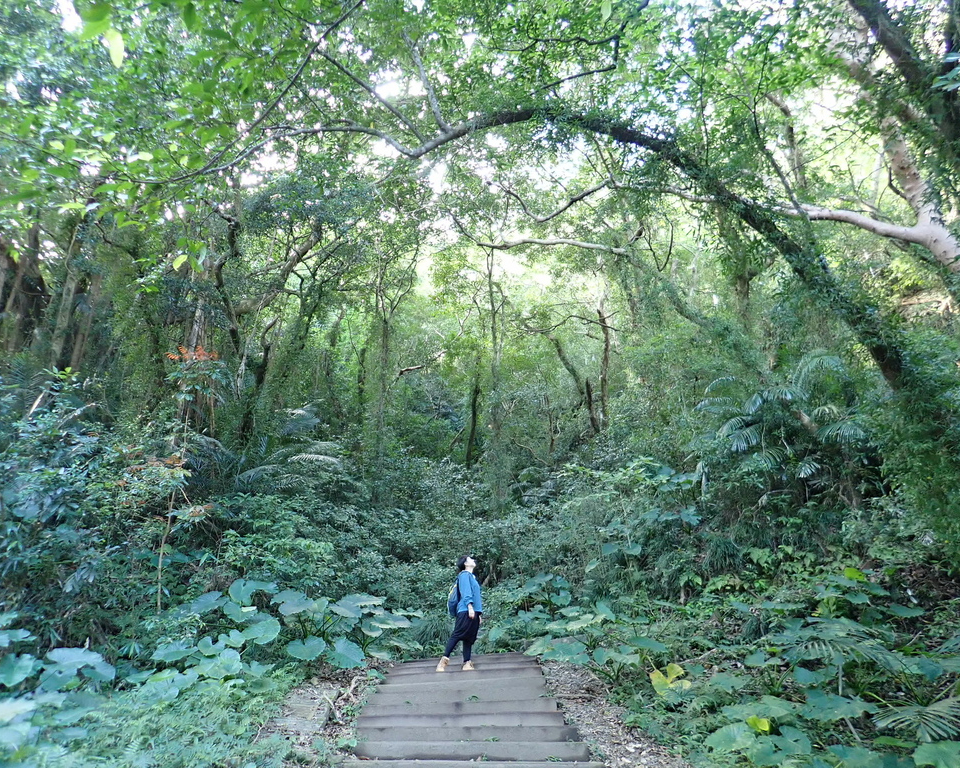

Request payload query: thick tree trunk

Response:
[2,222,48,352]
[69,274,102,371]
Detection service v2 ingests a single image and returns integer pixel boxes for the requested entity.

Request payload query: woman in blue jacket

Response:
[437,555,483,671]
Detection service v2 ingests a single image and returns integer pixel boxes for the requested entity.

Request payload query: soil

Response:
[263,658,694,768]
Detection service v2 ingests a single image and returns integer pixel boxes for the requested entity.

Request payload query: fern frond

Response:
[694,396,737,414]
[811,404,844,422]
[743,392,765,414]
[796,457,821,478]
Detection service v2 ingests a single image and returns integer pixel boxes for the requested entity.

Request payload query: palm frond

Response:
[743,392,765,414]
[810,404,844,422]
[745,447,787,470]
[704,376,739,395]
[816,420,868,446]
[762,384,807,404]
[729,423,763,453]
[718,415,752,439]
[694,396,738,414]
[874,697,960,742]
[794,350,846,391]
[796,457,821,479]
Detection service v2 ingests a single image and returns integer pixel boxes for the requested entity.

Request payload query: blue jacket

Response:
[456,570,483,613]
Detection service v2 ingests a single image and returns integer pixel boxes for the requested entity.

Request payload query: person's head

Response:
[456,555,476,572]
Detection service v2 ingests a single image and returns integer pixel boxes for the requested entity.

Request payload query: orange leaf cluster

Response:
[166,345,219,362]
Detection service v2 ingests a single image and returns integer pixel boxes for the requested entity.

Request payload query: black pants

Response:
[444,611,481,661]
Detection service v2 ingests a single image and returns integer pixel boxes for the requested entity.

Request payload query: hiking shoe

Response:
[436,656,450,672]
[462,661,476,671]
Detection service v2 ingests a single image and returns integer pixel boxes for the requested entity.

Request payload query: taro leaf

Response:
[219,630,246,648]
[885,604,925,618]
[723,696,796,722]
[0,720,34,751]
[744,651,769,667]
[706,672,748,693]
[228,579,277,605]
[222,601,263,623]
[0,697,36,725]
[332,594,384,618]
[627,636,668,654]
[367,613,412,630]
[359,619,384,638]
[595,600,616,621]
[0,654,38,687]
[0,613,21,630]
[746,715,771,734]
[829,744,913,767]
[152,640,195,663]
[242,618,281,645]
[913,741,960,768]
[182,591,223,616]
[45,648,103,669]
[601,543,619,556]
[246,661,274,678]
[541,639,590,665]
[286,636,327,661]
[794,666,827,686]
[194,649,242,679]
[802,690,878,722]
[196,637,227,656]
[843,592,871,605]
[0,629,31,648]
[705,722,755,752]
[271,590,316,616]
[80,659,116,682]
[326,637,365,669]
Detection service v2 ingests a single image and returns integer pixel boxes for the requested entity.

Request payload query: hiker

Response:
[437,555,483,672]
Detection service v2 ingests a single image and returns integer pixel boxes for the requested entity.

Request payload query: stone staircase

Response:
[342,652,603,768]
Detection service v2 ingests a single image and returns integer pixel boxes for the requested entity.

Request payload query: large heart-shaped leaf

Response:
[326,637,365,668]
[286,636,327,661]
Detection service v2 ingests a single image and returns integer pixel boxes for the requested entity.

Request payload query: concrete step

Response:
[353,740,592,762]
[392,653,535,670]
[384,664,542,680]
[356,724,581,742]
[340,762,604,768]
[355,712,567,728]
[368,686,548,707]
[374,675,545,697]
[359,698,559,717]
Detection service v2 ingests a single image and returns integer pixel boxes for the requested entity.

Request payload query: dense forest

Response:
[4,0,960,765]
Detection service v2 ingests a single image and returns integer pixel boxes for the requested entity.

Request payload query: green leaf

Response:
[152,641,195,662]
[913,742,960,768]
[103,27,125,67]
[0,654,37,687]
[885,604,925,618]
[326,637,365,668]
[286,636,327,661]
[600,0,613,22]
[0,698,36,725]
[228,579,277,605]
[182,2,198,30]
[705,722,755,752]
[802,690,878,722]
[271,590,316,616]
[242,618,281,645]
[79,2,112,22]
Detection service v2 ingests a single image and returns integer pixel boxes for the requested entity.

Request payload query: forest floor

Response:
[263,657,693,767]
